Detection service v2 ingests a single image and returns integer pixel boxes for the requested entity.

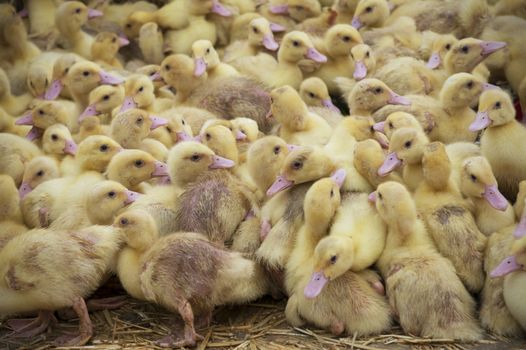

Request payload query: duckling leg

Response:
[156,298,204,348]
[54,297,93,347]
[7,310,56,338]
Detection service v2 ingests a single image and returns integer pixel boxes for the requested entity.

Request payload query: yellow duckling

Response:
[25,52,62,99]
[372,181,483,340]
[469,88,526,201]
[120,75,174,114]
[373,111,423,140]
[0,133,41,186]
[350,0,391,30]
[299,77,340,115]
[114,209,271,348]
[285,176,392,336]
[413,142,487,293]
[0,107,29,137]
[232,30,327,90]
[353,139,403,188]
[110,108,168,149]
[17,156,60,200]
[55,1,104,59]
[79,84,125,124]
[269,85,332,146]
[41,124,78,160]
[192,40,239,80]
[347,78,411,116]
[44,53,84,101]
[91,32,129,69]
[137,22,164,65]
[0,67,32,116]
[0,175,27,247]
[460,156,514,235]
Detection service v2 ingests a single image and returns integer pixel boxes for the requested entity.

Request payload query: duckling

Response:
[268,0,322,23]
[60,135,121,177]
[347,78,411,116]
[192,40,239,80]
[91,32,129,69]
[270,85,332,146]
[299,77,340,114]
[26,52,62,99]
[79,84,124,124]
[306,24,363,93]
[0,107,29,137]
[232,31,327,90]
[44,53,84,101]
[413,142,486,293]
[470,88,526,201]
[138,22,164,65]
[350,0,391,30]
[350,44,376,81]
[114,210,270,348]
[66,61,124,109]
[41,124,78,160]
[105,149,168,193]
[460,156,514,235]
[0,175,27,246]
[0,133,41,186]
[55,1,103,58]
[160,54,274,133]
[372,181,483,340]
[18,156,60,200]
[121,75,173,114]
[223,17,281,64]
[374,111,423,140]
[294,7,339,37]
[0,68,32,116]
[16,99,79,137]
[0,221,124,345]
[110,108,168,149]
[353,139,403,188]
[24,0,59,43]
[285,176,392,336]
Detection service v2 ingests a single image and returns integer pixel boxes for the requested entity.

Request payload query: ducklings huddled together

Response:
[1,0,526,347]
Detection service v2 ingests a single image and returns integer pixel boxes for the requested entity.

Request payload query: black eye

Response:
[495,101,501,109]
[38,109,44,115]
[190,154,201,162]
[366,51,370,57]
[466,81,474,89]
[374,87,383,94]
[445,43,451,50]
[102,95,110,101]
[308,92,315,98]
[108,191,116,198]
[342,36,350,42]
[370,125,374,133]
[64,67,70,74]
[273,145,281,154]
[470,174,477,182]
[83,71,90,77]
[120,218,128,225]
[292,40,300,47]
[292,160,303,170]
[75,8,81,14]
[36,170,44,177]
[252,27,258,33]
[51,134,58,141]
[166,126,172,133]
[181,119,186,125]
[138,86,144,93]
[164,64,171,71]
[112,37,116,43]
[330,189,334,197]
[100,144,108,152]
[126,23,132,28]
[330,255,337,264]
[378,192,383,200]
[134,159,144,167]
[365,6,373,12]
[404,140,412,148]
[388,122,393,128]
[136,117,143,124]
[205,133,211,141]
[461,46,469,53]
[206,48,210,54]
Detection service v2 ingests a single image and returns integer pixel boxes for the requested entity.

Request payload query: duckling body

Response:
[0,133,42,186]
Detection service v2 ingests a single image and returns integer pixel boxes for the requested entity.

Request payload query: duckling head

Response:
[348,79,411,114]
[461,156,508,211]
[160,54,206,97]
[92,32,129,63]
[164,113,194,144]
[469,89,515,131]
[56,1,103,35]
[67,61,124,96]
[491,236,526,277]
[324,24,363,57]
[111,108,168,149]
[16,101,69,130]
[267,146,336,196]
[372,181,416,233]
[376,111,422,139]
[279,31,327,64]
[426,33,457,69]
[445,38,507,74]
[378,127,426,176]
[287,0,322,22]
[0,174,21,221]
[86,180,140,225]
[247,136,294,192]
[106,149,169,188]
[167,141,235,188]
[18,156,60,199]
[270,85,309,130]
[248,17,280,51]
[123,11,150,39]
[136,64,163,89]
[440,73,495,109]
[42,124,77,156]
[114,209,159,251]
[351,0,390,29]
[77,135,122,172]
[45,54,82,100]
[2,15,27,54]
[80,85,125,122]
[231,117,259,143]
[350,44,375,80]
[300,77,338,111]
[27,64,51,98]
[199,125,239,164]
[192,40,220,77]
[121,75,155,111]
[341,115,389,147]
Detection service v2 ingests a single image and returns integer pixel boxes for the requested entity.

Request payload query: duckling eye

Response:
[126,24,132,29]
[181,119,186,125]
[330,189,334,197]
[388,122,393,128]
[330,255,338,264]
[374,87,383,94]
[292,40,300,47]
[466,81,474,89]
[112,37,116,43]
[378,192,383,200]
[252,27,258,33]
[138,86,144,93]
[36,170,44,177]
[461,46,469,53]
[120,218,129,225]
[51,134,58,141]
[205,133,211,141]
[273,145,281,154]
[107,191,116,198]
[99,144,108,152]
[136,117,143,124]
[365,6,373,12]
[206,48,210,54]
[82,71,90,77]
[366,51,370,57]
[75,8,81,14]
[166,126,172,133]
[164,64,171,71]
[404,140,412,148]
[38,109,44,115]
[102,94,110,101]
[292,160,303,170]
[470,174,477,182]
[445,43,451,50]
[308,92,315,98]
[370,125,375,133]
[134,159,144,167]
[296,5,304,10]
[342,36,351,42]
[190,154,201,162]
[495,101,501,109]
[64,67,70,74]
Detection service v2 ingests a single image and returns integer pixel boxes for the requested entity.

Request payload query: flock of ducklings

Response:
[1,0,526,347]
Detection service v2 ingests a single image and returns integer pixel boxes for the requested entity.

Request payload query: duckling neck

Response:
[117,248,146,300]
